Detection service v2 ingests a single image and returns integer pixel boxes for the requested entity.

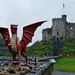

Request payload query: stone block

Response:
[21,67,30,72]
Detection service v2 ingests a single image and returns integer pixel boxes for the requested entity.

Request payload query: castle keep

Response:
[42,15,75,40]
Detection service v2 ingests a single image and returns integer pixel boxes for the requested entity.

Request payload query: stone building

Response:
[42,14,75,56]
[42,14,75,40]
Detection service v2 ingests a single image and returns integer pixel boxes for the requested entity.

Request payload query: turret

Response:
[62,15,67,21]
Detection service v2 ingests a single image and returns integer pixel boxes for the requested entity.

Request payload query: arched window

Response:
[57,37,59,41]
[57,32,59,35]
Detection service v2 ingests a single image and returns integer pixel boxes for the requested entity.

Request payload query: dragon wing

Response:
[0,27,10,47]
[19,21,46,52]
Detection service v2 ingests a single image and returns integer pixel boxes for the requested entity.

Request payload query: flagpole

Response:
[63,3,65,14]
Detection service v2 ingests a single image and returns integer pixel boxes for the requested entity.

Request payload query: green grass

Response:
[26,39,75,57]
[26,40,52,56]
[0,55,12,58]
[62,39,75,57]
[53,58,75,72]
[0,56,6,58]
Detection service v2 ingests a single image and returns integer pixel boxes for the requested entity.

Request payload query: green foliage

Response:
[26,40,52,56]
[54,58,75,72]
[0,34,6,47]
[62,39,75,57]
[27,39,75,57]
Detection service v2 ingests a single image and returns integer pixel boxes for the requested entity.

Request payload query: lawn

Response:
[53,58,75,72]
[0,56,6,58]
[0,55,12,58]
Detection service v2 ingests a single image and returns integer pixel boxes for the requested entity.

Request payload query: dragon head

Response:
[11,24,18,34]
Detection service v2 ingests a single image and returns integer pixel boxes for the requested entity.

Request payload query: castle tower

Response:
[51,15,66,56]
[52,15,67,40]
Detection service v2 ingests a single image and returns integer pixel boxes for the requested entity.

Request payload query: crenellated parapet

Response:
[52,18,62,22]
[52,15,67,22]
[68,22,75,26]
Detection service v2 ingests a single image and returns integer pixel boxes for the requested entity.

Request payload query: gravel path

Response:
[52,71,75,75]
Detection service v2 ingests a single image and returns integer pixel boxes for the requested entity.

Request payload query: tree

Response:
[0,34,6,47]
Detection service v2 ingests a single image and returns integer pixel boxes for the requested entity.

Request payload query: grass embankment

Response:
[0,55,12,58]
[63,39,75,57]
[27,39,75,57]
[26,40,52,56]
[0,56,6,58]
[53,58,75,72]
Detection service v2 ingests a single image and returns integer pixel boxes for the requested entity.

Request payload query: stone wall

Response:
[26,62,52,75]
[26,56,61,75]
[66,22,75,39]
[42,28,52,40]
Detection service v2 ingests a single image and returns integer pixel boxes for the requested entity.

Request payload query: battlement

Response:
[68,22,75,25]
[52,15,67,22]
[42,28,51,32]
[62,15,67,19]
[52,18,62,21]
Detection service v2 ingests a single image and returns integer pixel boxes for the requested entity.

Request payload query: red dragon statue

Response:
[0,21,46,67]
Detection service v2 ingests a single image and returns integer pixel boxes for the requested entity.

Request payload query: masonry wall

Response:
[52,18,66,40]
[42,28,52,40]
[66,23,75,39]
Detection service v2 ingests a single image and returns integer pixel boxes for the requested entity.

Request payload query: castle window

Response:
[58,22,59,23]
[70,27,73,30]
[57,32,59,35]
[57,37,59,41]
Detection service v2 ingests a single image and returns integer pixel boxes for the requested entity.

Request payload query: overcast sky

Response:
[0,0,75,46]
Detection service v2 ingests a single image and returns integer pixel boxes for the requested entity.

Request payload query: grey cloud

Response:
[0,0,75,46]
